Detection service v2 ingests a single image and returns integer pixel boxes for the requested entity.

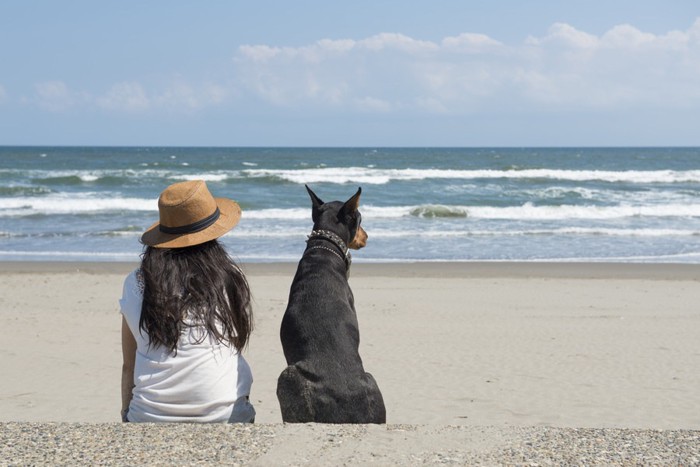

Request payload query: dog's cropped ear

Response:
[306,184,324,209]
[306,185,325,223]
[339,187,362,218]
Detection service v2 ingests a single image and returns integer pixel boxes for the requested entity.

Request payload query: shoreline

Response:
[1,260,700,280]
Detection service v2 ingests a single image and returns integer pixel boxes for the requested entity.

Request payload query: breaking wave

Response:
[241,167,700,185]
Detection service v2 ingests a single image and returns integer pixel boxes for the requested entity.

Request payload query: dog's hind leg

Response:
[276,365,316,423]
[364,372,387,424]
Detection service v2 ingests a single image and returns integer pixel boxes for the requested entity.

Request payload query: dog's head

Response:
[306,185,367,250]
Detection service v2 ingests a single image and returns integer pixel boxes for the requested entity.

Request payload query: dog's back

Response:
[277,186,386,424]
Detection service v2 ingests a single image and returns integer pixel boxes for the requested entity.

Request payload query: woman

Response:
[120,180,255,423]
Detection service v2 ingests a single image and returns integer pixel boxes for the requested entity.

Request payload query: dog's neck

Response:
[306,229,352,271]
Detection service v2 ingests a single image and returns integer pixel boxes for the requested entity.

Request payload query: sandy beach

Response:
[1,261,699,464]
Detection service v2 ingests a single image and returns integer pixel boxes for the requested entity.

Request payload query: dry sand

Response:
[1,261,699,464]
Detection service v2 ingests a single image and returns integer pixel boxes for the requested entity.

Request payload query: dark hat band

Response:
[159,207,221,235]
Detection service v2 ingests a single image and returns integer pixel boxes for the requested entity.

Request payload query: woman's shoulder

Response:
[120,268,145,314]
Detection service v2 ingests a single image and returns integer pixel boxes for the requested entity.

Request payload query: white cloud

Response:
[354,96,392,112]
[238,33,438,65]
[357,33,438,53]
[154,82,230,110]
[238,44,283,63]
[442,33,503,51]
[233,18,700,114]
[34,81,75,111]
[526,23,598,48]
[601,24,655,48]
[317,38,355,53]
[26,19,700,120]
[95,80,230,113]
[96,82,150,112]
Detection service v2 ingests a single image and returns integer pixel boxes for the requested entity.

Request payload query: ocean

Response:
[1,146,700,263]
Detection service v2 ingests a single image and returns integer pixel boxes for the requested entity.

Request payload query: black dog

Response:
[276,185,386,424]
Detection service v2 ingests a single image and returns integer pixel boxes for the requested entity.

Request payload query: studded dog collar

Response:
[306,229,352,270]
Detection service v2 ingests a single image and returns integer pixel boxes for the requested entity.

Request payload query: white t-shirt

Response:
[119,269,254,423]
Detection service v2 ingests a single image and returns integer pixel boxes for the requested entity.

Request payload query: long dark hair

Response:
[139,240,252,353]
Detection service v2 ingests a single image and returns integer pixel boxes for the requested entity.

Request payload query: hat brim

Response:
[141,197,241,248]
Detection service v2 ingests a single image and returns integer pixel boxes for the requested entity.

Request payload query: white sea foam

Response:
[241,167,700,185]
[3,196,700,221]
[367,203,700,220]
[171,173,232,182]
[12,166,700,186]
[368,227,699,238]
[543,251,700,263]
[526,186,598,199]
[243,167,393,184]
[461,203,700,220]
[10,168,172,182]
[30,170,105,182]
[0,196,155,215]
[518,186,700,205]
[361,203,700,220]
[227,203,700,221]
[0,250,138,259]
[243,208,309,220]
[225,231,302,238]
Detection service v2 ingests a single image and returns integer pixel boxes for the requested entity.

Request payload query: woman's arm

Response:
[121,316,136,422]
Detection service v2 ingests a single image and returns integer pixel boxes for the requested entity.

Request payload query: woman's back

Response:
[120,269,254,423]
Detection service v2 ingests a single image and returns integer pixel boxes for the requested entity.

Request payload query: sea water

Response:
[1,146,699,263]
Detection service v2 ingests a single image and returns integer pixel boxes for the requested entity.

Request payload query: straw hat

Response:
[141,180,241,248]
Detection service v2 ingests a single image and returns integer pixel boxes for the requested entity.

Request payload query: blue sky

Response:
[1,1,699,146]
